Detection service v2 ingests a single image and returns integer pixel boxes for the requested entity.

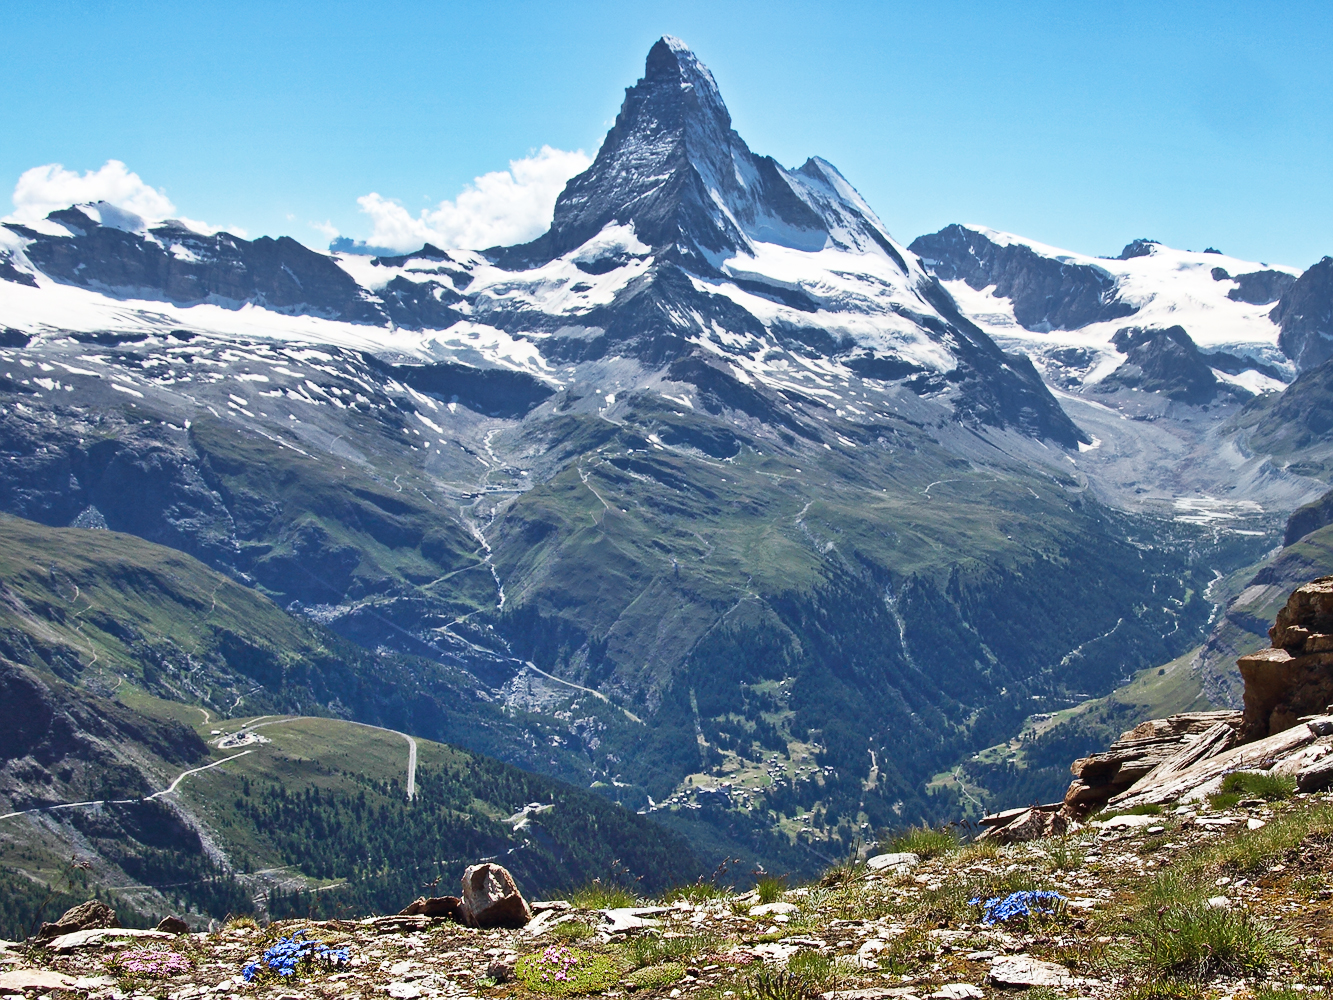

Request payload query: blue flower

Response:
[973,890,1065,925]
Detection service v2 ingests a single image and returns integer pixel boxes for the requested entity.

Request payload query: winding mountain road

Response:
[0,717,419,825]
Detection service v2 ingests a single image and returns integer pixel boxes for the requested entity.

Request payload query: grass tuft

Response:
[1125,904,1286,980]
[623,934,718,969]
[881,825,959,860]
[568,881,638,910]
[624,963,684,990]
[740,966,820,1000]
[755,875,787,904]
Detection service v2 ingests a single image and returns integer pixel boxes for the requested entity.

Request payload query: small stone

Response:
[749,901,799,917]
[930,987,984,1000]
[155,916,190,935]
[1206,896,1232,909]
[1248,817,1267,830]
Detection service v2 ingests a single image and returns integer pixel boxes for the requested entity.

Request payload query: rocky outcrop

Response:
[36,901,119,941]
[397,864,531,929]
[461,863,532,929]
[976,803,1074,844]
[1096,326,1221,404]
[1061,711,1243,815]
[1238,576,1333,739]
[909,224,1135,332]
[1273,257,1333,371]
[981,576,1333,833]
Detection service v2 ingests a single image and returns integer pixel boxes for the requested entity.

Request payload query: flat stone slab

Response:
[929,987,984,1000]
[820,988,923,1000]
[597,907,668,934]
[46,927,175,951]
[989,955,1085,987]
[866,852,920,872]
[0,969,114,991]
[749,901,799,917]
[1095,813,1157,829]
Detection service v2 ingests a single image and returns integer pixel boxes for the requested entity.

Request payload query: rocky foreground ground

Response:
[5,782,1333,1000]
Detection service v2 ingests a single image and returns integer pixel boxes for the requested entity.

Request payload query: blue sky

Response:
[3,1,1330,266]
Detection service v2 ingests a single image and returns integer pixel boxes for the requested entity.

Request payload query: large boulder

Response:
[36,900,118,941]
[460,864,531,929]
[1239,577,1333,739]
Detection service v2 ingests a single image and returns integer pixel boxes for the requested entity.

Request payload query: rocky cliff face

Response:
[910,223,1135,332]
[1273,257,1333,371]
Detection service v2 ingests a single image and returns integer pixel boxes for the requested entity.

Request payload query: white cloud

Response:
[4,159,238,236]
[356,145,591,252]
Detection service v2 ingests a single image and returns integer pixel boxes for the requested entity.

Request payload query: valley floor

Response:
[7,785,1333,999]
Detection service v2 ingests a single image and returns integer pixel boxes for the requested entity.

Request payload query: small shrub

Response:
[625,962,684,990]
[569,881,638,910]
[224,914,260,931]
[515,946,618,996]
[1254,988,1306,1000]
[756,875,786,904]
[883,825,959,860]
[1127,904,1286,980]
[742,966,819,1000]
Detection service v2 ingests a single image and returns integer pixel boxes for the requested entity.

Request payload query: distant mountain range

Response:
[2,36,1332,907]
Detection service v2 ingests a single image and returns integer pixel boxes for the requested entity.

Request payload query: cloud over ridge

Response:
[354,145,591,253]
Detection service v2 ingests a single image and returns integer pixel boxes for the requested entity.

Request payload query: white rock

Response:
[1248,818,1267,830]
[45,928,175,951]
[988,955,1083,987]
[385,983,422,999]
[598,907,668,934]
[866,852,920,872]
[749,901,799,917]
[1206,896,1232,910]
[930,986,984,1000]
[1096,814,1157,829]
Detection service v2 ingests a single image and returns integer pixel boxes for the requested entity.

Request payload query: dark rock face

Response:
[1273,257,1333,370]
[1211,266,1297,305]
[361,354,554,419]
[1117,239,1160,260]
[909,224,1137,331]
[1247,354,1333,458]
[12,207,386,322]
[0,250,37,287]
[488,37,828,273]
[1285,487,1333,546]
[1097,325,1220,404]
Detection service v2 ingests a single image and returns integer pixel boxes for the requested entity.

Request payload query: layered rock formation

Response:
[983,576,1333,840]
[1239,576,1333,739]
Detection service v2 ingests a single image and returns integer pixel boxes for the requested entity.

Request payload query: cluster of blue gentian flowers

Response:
[969,890,1066,925]
[242,931,351,982]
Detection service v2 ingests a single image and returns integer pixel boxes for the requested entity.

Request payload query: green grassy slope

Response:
[0,516,703,936]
